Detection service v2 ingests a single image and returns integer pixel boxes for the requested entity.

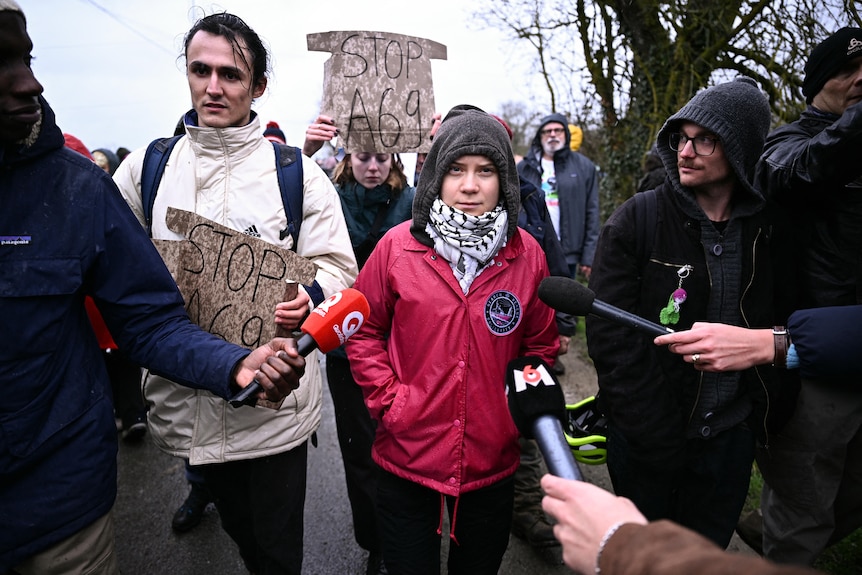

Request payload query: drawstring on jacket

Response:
[435,492,461,546]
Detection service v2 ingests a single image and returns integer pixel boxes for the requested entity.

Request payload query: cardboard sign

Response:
[308,30,447,154]
[152,208,318,349]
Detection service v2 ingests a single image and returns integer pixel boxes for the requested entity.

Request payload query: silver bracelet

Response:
[595,521,626,574]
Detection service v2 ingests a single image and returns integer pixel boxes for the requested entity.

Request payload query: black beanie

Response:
[263,121,286,144]
[656,77,771,198]
[803,27,862,104]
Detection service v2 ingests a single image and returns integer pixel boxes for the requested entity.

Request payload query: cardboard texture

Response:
[308,30,447,154]
[153,207,317,350]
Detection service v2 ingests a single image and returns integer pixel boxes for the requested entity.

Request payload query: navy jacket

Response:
[789,305,862,379]
[0,99,249,568]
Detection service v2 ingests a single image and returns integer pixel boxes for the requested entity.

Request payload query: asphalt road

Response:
[113,355,590,575]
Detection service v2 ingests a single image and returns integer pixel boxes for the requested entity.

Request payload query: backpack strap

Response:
[273,143,304,250]
[140,135,183,237]
[632,188,657,270]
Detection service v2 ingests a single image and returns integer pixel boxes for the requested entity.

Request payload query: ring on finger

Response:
[692,353,701,364]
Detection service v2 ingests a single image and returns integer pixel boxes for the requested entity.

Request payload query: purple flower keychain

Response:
[660,265,692,325]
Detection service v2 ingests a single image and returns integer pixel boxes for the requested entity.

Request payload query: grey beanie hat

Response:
[656,76,771,197]
[410,106,520,247]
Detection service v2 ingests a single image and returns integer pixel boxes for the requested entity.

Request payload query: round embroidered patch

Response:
[485,290,522,335]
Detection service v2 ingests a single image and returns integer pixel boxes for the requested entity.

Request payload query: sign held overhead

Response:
[308,30,447,154]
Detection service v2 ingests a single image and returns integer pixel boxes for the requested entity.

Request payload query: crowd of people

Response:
[1,0,860,574]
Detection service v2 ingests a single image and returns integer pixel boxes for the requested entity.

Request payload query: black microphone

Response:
[506,357,583,481]
[538,276,674,337]
[229,288,370,408]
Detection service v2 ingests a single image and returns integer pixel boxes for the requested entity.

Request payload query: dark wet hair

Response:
[183,12,269,89]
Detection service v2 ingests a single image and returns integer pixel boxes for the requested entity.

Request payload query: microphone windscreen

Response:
[506,356,567,439]
[301,288,370,353]
[538,276,595,316]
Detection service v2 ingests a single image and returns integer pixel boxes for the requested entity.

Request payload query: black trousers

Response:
[377,469,514,575]
[325,353,381,552]
[607,423,754,548]
[197,443,308,575]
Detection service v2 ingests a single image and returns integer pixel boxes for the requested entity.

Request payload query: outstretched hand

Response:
[654,322,774,371]
[541,474,646,574]
[233,338,305,402]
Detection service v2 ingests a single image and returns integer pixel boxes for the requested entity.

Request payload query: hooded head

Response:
[92,148,120,175]
[656,77,771,199]
[803,27,862,104]
[63,133,92,159]
[410,105,520,246]
[529,112,571,159]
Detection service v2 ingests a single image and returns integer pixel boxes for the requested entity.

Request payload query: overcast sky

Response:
[18,0,536,155]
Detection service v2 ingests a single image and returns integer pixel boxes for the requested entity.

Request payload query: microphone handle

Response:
[532,415,583,481]
[591,299,674,337]
[228,332,318,408]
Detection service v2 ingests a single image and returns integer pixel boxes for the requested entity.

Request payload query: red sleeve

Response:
[85,296,117,350]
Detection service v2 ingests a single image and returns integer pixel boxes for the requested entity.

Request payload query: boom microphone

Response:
[538,276,674,337]
[506,357,583,481]
[229,288,371,408]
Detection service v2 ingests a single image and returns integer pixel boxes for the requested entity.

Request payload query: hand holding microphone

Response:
[538,276,674,337]
[507,357,583,481]
[230,288,370,408]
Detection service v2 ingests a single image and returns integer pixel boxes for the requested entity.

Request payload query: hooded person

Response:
[585,77,796,549]
[0,2,304,571]
[517,112,600,280]
[92,147,119,175]
[347,106,559,574]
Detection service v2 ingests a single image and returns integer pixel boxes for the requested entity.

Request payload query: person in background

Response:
[347,106,558,574]
[586,77,788,549]
[636,143,667,193]
[517,112,600,282]
[64,132,149,444]
[0,3,304,572]
[113,12,356,574]
[305,113,415,575]
[540,475,822,575]
[263,119,286,144]
[116,146,131,164]
[751,26,862,566]
[92,147,119,175]
[518,113,600,381]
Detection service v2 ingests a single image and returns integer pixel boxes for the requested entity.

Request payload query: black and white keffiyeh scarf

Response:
[426,197,508,294]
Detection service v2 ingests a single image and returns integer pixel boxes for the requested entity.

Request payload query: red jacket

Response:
[347,222,559,496]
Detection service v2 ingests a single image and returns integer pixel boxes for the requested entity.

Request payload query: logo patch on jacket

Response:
[485,290,522,335]
[0,235,31,246]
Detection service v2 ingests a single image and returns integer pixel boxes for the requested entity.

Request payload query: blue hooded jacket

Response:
[0,98,250,568]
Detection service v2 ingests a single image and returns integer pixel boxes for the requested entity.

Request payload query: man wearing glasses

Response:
[518,114,600,283]
[515,114,601,550]
[585,78,792,549]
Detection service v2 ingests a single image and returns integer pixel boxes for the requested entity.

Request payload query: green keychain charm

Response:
[659,265,692,325]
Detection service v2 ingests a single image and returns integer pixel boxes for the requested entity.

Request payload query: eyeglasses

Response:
[541,127,566,136]
[669,133,719,156]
